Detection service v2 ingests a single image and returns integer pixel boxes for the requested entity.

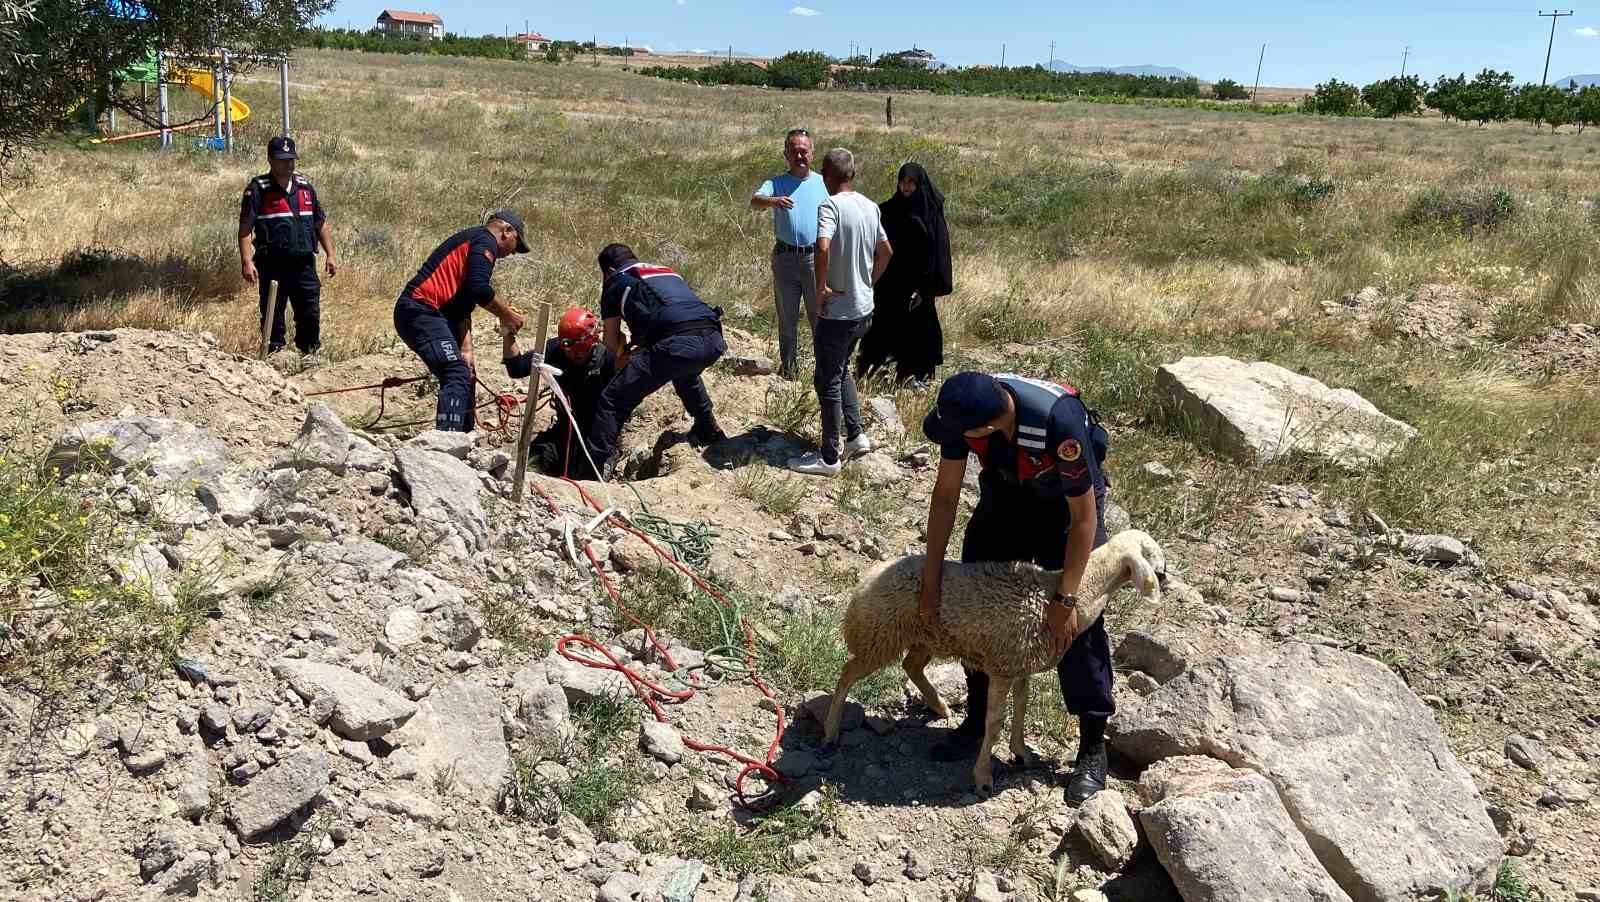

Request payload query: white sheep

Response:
[821,529,1166,793]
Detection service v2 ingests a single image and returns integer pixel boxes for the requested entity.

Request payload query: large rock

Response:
[395,447,488,552]
[289,402,352,474]
[1073,790,1139,872]
[226,747,329,839]
[542,648,631,706]
[271,659,417,741]
[513,665,573,750]
[47,417,229,485]
[1155,357,1417,467]
[1110,643,1500,902]
[306,536,407,576]
[1114,629,1197,684]
[401,678,509,804]
[1138,756,1352,902]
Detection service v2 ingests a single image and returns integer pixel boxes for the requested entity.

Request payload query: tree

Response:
[2,0,333,188]
[766,50,831,90]
[1575,85,1600,133]
[1361,75,1423,118]
[1425,73,1467,120]
[1307,78,1362,115]
[1515,83,1575,131]
[1458,69,1514,126]
[1211,78,1249,101]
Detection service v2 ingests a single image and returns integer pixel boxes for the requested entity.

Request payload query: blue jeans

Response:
[812,315,870,464]
[588,328,726,467]
[393,297,474,433]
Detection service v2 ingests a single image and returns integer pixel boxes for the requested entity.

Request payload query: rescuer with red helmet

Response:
[501,306,617,479]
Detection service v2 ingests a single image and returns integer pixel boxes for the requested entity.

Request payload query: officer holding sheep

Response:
[917,371,1114,806]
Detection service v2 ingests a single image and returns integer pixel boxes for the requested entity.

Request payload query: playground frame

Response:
[96,49,292,150]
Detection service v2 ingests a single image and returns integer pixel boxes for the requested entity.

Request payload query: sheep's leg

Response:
[972,677,1012,796]
[1009,678,1035,768]
[901,646,951,720]
[821,655,878,752]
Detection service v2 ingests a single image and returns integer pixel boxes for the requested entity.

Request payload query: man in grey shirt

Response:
[788,148,893,477]
[751,128,829,379]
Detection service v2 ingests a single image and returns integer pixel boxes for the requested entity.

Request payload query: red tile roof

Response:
[378,9,443,25]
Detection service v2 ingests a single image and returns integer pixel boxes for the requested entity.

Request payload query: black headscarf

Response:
[880,162,953,298]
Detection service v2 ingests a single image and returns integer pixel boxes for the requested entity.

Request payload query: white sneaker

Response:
[843,434,873,460]
[787,452,842,477]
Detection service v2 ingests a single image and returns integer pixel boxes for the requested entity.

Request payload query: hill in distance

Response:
[1047,60,1196,79]
[1553,74,1600,88]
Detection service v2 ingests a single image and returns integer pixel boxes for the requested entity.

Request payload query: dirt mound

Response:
[1322,284,1502,350]
[0,328,306,463]
[1511,322,1600,377]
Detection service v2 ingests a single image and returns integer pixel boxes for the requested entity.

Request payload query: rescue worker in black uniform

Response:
[587,243,728,476]
[919,371,1114,806]
[238,136,337,354]
[500,306,617,479]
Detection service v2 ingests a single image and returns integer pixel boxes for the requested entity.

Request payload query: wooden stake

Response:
[886,96,893,127]
[511,302,554,503]
[258,280,279,359]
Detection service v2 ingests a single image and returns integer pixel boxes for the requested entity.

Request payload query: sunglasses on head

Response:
[786,127,809,138]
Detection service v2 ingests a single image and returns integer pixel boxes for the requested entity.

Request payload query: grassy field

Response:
[0,48,1597,568]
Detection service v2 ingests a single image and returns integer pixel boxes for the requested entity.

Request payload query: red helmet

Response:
[557,307,601,355]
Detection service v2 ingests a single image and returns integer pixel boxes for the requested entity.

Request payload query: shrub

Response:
[1211,78,1250,101]
[1401,186,1517,234]
[1306,78,1362,115]
[766,51,831,90]
[1361,76,1423,118]
[0,437,211,695]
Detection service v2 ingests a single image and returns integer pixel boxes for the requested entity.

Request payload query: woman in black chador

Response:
[857,162,952,385]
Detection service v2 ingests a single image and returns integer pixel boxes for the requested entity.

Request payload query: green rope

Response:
[622,480,719,570]
[675,590,759,689]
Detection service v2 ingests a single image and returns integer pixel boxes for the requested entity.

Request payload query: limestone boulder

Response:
[1137,756,1352,902]
[398,678,509,804]
[1110,643,1501,902]
[47,417,230,485]
[271,659,417,741]
[226,747,329,839]
[395,447,488,552]
[1155,356,1416,467]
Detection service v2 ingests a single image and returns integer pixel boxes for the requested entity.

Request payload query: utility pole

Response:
[1001,43,1006,68]
[1251,43,1266,102]
[1048,40,1056,72]
[1539,10,1573,86]
[1400,45,1410,77]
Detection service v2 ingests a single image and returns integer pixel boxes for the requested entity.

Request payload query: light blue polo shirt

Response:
[755,171,827,247]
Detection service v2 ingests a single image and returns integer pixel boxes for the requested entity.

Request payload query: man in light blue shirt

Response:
[751,128,829,379]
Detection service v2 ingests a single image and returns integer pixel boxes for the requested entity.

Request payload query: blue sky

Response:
[323,2,1600,86]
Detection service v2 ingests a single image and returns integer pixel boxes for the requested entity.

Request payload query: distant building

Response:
[376,9,443,40]
[887,47,945,70]
[513,32,553,55]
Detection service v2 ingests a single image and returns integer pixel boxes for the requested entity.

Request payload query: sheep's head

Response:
[1108,529,1166,601]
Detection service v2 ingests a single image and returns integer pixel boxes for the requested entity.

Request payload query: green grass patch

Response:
[670,784,840,874]
[734,460,811,518]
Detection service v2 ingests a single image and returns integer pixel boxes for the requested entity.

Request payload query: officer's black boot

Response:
[689,415,727,446]
[1064,715,1109,806]
[929,668,988,762]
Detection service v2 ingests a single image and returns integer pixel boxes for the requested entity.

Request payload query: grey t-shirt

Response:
[816,191,887,321]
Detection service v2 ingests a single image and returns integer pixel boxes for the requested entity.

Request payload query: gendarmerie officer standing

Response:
[238,135,337,354]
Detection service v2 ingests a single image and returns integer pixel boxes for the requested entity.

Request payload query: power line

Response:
[1538,9,1573,86]
[1400,45,1411,78]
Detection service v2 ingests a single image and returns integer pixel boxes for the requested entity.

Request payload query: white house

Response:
[376,9,443,40]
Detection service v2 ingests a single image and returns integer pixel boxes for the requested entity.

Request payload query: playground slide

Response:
[174,67,249,125]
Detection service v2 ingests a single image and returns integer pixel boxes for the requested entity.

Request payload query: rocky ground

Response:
[0,325,1596,902]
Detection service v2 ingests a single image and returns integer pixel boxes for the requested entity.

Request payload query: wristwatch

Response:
[1049,592,1078,610]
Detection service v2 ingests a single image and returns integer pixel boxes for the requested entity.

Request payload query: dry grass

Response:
[2,49,1598,568]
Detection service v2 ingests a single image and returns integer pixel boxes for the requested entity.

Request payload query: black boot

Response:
[930,668,988,762]
[1065,716,1109,806]
[689,415,727,446]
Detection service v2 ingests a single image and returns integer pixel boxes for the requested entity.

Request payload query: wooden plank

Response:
[510,302,554,503]
[258,280,279,359]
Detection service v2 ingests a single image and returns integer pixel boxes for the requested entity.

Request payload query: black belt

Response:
[646,318,721,346]
[774,240,815,253]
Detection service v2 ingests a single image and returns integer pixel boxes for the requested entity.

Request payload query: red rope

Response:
[527,441,790,810]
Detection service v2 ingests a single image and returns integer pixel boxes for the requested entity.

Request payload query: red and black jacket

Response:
[400,227,500,323]
[240,173,324,261]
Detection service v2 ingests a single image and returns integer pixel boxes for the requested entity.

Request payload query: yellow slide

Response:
[174,67,249,125]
